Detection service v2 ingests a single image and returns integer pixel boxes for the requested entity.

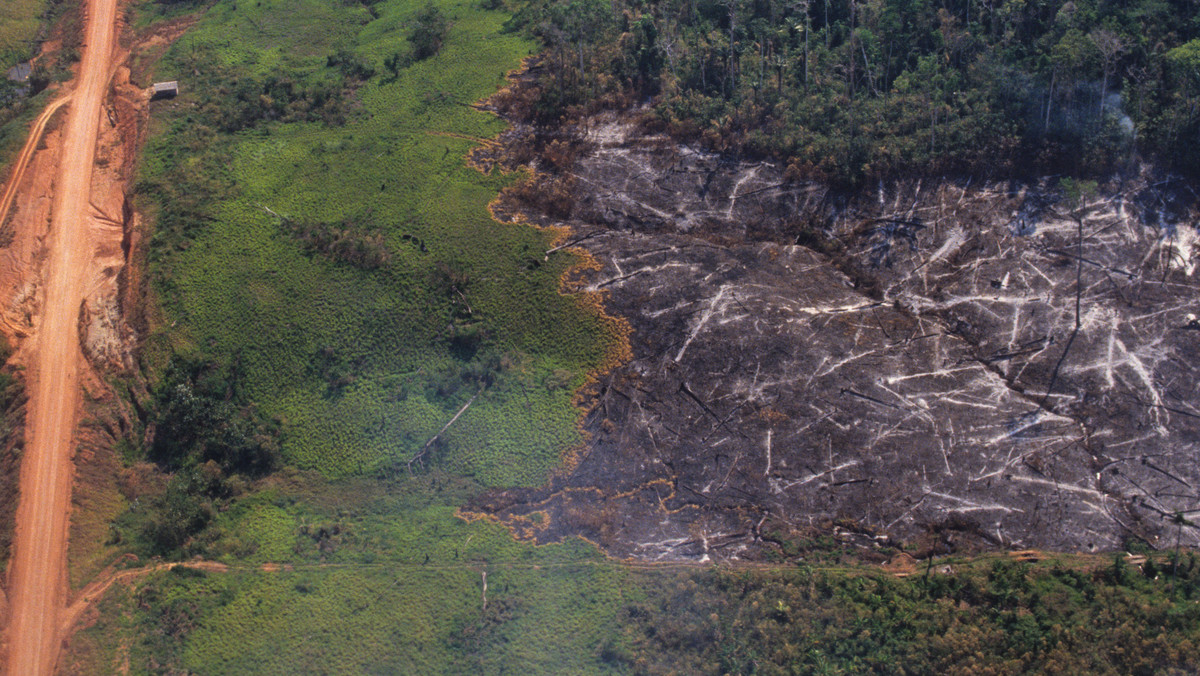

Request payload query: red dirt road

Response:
[4,0,119,672]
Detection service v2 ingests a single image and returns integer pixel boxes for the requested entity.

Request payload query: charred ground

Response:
[468,92,1200,562]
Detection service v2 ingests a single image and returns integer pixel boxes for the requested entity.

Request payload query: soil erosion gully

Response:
[3,0,120,672]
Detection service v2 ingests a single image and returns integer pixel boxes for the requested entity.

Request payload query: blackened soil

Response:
[468,118,1200,562]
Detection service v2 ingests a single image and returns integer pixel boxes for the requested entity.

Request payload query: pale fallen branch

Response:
[409,386,485,472]
[545,229,604,258]
[255,202,285,220]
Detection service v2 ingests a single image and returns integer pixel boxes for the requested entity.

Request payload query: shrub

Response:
[410,4,449,61]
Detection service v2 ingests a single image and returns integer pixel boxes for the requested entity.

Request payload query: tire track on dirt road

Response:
[3,0,120,672]
[0,93,73,228]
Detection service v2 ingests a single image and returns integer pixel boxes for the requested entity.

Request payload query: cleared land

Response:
[136,0,616,483]
[32,0,1200,673]
[0,92,69,226]
[58,0,628,670]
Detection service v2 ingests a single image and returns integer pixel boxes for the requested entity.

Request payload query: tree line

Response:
[507,0,1200,185]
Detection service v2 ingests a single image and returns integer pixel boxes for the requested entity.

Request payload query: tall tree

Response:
[1090,28,1126,115]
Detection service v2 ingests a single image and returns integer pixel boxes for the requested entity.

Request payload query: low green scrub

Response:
[113,468,604,565]
[83,472,635,674]
[615,555,1200,675]
[78,559,632,674]
[101,8,632,671]
[0,0,46,71]
[137,0,612,483]
[69,539,1200,674]
[280,213,391,270]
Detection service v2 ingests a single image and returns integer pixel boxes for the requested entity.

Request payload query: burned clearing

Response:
[17,0,1200,671]
[471,120,1200,561]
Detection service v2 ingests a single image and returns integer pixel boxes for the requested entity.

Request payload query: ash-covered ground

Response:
[469,120,1200,561]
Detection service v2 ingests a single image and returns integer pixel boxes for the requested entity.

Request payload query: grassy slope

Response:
[0,0,45,70]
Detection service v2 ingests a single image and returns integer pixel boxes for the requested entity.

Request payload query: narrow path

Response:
[59,559,229,638]
[4,0,120,672]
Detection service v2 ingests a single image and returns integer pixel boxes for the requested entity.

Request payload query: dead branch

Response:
[409,386,485,472]
[679,381,720,420]
[545,229,604,258]
[1041,213,1086,408]
[840,388,903,411]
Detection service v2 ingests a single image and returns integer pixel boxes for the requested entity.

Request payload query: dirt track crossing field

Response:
[3,0,119,672]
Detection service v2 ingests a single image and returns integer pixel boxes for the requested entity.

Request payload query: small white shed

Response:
[151,81,179,100]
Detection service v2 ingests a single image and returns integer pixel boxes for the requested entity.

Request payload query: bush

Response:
[150,359,280,478]
[326,49,376,82]
[281,215,391,270]
[140,468,219,555]
[410,4,449,61]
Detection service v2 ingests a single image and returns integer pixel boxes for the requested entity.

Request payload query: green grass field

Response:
[138,0,616,483]
[75,470,640,674]
[0,0,54,169]
[71,560,637,674]
[66,514,1200,675]
[66,0,633,669]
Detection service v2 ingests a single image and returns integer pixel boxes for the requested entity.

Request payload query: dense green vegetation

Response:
[62,0,635,668]
[508,0,1200,184]
[69,529,1200,674]
[80,471,638,673]
[105,0,624,609]
[619,554,1200,674]
[0,0,47,71]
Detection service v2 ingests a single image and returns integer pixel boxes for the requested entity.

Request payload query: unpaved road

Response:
[4,0,119,672]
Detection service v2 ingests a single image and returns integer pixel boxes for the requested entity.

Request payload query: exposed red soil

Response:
[0,0,125,672]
